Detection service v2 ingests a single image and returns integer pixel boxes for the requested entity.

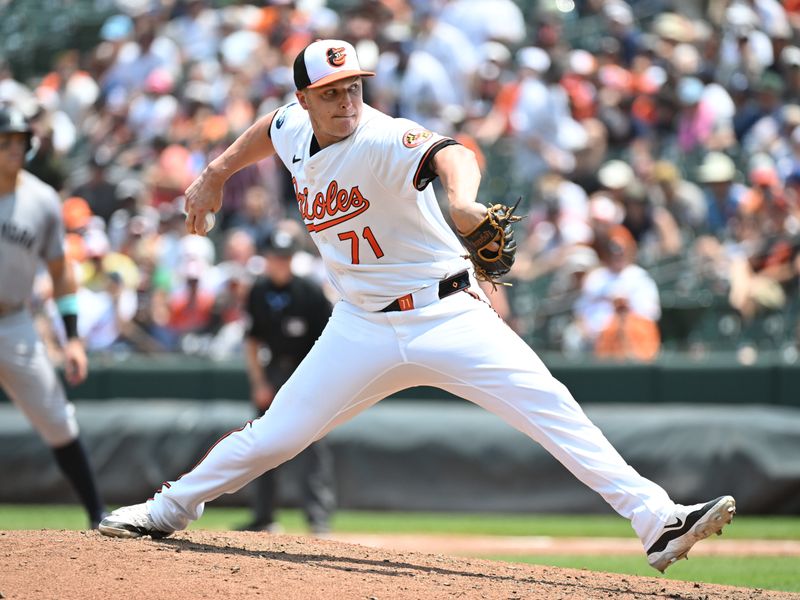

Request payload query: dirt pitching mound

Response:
[0,530,793,600]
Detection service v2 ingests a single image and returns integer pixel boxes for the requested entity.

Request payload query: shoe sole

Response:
[649,496,736,573]
[98,521,171,539]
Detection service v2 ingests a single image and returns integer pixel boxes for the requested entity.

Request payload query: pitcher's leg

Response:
[412,295,675,547]
[147,306,406,532]
[442,374,673,546]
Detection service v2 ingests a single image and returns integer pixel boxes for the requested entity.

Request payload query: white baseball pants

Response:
[149,288,675,548]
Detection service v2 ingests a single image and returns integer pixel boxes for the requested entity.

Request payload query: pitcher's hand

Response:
[184,170,224,236]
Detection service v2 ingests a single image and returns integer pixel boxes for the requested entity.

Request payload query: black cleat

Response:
[647,495,736,573]
[98,503,173,539]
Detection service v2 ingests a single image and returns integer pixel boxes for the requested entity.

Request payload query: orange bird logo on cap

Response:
[326,47,347,67]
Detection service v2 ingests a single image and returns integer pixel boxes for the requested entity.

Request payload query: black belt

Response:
[380,270,470,312]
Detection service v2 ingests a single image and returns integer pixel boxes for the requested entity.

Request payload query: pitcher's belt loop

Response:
[380,270,470,312]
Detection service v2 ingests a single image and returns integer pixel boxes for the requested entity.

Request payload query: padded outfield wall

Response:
[1,353,794,406]
[1,354,799,513]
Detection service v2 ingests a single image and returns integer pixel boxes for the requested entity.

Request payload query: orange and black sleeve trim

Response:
[413,138,460,191]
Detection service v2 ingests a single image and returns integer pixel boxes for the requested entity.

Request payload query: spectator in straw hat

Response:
[598,159,635,201]
[780,46,800,101]
[648,159,707,234]
[696,152,747,236]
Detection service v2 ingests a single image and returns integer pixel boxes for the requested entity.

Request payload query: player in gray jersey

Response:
[0,105,105,528]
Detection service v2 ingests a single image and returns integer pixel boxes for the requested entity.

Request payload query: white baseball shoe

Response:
[647,495,736,573]
[98,503,173,539]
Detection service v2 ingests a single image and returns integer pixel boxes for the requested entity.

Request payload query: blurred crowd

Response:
[3,0,800,362]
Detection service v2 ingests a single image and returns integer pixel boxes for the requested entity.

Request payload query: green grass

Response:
[2,505,800,540]
[327,511,800,540]
[489,554,800,593]
[2,505,799,592]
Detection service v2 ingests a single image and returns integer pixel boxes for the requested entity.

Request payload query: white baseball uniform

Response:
[147,103,676,549]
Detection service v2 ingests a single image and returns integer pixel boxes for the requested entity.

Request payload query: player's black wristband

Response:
[61,313,79,339]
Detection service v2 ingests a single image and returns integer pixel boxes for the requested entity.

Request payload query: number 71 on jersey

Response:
[338,227,384,264]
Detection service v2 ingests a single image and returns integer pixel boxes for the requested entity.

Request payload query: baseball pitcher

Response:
[99,40,735,573]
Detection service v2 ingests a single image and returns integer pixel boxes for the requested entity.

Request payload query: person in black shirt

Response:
[70,157,120,225]
[240,226,335,534]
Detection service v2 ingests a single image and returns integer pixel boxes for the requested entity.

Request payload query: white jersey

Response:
[269,102,470,311]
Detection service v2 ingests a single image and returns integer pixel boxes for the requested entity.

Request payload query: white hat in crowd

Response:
[781,46,800,68]
[589,194,624,224]
[516,47,551,73]
[697,152,736,183]
[569,49,596,76]
[603,1,634,26]
[598,160,635,190]
[482,41,512,65]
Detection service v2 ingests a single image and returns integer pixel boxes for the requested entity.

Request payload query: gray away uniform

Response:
[0,170,78,446]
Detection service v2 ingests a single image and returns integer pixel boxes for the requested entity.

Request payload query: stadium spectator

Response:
[567,225,661,359]
[166,259,216,348]
[3,0,800,357]
[226,185,284,251]
[69,158,120,224]
[373,25,458,135]
[438,0,526,47]
[696,152,747,237]
[620,181,683,265]
[62,196,93,235]
[412,6,478,108]
[647,159,707,235]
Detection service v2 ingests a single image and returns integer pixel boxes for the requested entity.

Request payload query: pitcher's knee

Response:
[517,377,580,412]
[251,436,309,468]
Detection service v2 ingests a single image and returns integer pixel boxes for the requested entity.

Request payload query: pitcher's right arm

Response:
[184,109,279,235]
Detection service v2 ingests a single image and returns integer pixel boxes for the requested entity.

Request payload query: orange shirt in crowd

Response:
[168,287,215,333]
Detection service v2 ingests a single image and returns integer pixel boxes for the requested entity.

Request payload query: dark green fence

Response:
[2,353,795,406]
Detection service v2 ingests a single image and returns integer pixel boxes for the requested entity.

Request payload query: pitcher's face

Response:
[296,76,363,148]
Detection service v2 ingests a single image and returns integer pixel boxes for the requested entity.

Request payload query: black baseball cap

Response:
[266,229,299,256]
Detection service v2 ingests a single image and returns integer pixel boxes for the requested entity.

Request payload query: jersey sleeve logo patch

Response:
[275,102,296,130]
[326,47,347,67]
[275,108,287,129]
[402,128,433,148]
